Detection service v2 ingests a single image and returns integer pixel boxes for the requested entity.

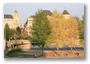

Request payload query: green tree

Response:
[76,15,84,39]
[74,16,80,22]
[74,16,84,47]
[16,27,21,39]
[10,28,16,39]
[29,9,51,55]
[21,31,28,39]
[4,23,11,40]
[78,15,84,47]
[79,16,84,39]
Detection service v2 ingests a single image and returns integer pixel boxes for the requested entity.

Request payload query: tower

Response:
[13,11,20,28]
[62,8,70,19]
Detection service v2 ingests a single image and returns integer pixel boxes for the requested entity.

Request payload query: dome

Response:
[62,10,69,15]
[14,10,18,13]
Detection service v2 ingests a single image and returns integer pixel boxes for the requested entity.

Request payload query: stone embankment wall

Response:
[5,40,31,51]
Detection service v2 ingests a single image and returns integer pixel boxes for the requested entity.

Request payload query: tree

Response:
[16,26,21,39]
[47,10,79,51]
[52,10,61,18]
[10,28,16,39]
[79,16,84,39]
[74,16,84,47]
[78,15,84,47]
[29,9,51,55]
[47,11,67,51]
[66,17,79,51]
[4,23,11,41]
[74,16,80,22]
[21,32,28,39]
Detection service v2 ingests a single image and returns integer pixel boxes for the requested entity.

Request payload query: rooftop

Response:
[14,10,18,13]
[62,10,69,15]
[30,15,35,18]
[43,10,52,16]
[4,14,13,19]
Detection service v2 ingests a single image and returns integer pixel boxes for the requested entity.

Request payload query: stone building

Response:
[4,11,21,29]
[24,16,34,36]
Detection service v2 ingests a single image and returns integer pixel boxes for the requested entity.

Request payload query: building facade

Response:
[24,16,34,36]
[4,11,21,29]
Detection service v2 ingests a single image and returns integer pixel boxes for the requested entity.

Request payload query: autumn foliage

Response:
[47,10,80,50]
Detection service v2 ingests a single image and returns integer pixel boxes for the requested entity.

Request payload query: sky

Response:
[4,3,84,27]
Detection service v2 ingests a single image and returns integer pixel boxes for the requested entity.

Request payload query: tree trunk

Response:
[57,46,59,51]
[70,46,73,53]
[42,46,44,56]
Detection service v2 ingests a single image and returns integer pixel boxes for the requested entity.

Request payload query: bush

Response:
[8,48,22,53]
[6,48,22,57]
[6,52,19,57]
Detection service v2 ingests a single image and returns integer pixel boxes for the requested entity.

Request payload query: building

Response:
[4,11,21,29]
[24,16,34,36]
[43,10,52,16]
[62,9,70,19]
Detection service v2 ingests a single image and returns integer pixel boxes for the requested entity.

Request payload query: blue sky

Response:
[4,3,84,27]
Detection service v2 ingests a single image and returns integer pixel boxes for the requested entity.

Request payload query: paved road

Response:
[30,47,84,51]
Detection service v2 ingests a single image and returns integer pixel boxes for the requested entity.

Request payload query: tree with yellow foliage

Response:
[66,17,79,51]
[47,10,79,51]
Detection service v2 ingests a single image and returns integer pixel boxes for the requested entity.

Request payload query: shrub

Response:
[8,48,22,53]
[6,48,22,57]
[6,52,19,57]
